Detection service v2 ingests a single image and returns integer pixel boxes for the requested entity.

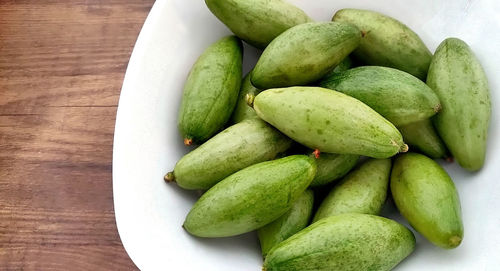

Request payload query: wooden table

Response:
[0,1,154,269]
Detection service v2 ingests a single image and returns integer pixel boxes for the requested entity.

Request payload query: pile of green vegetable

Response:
[165,1,491,270]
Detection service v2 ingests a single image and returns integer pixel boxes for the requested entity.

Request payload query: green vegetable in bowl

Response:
[263,214,416,271]
[320,66,441,127]
[167,119,291,190]
[427,38,491,171]
[205,0,312,48]
[333,8,432,80]
[253,87,407,158]
[183,155,316,237]
[391,153,463,249]
[178,35,242,145]
[252,22,360,89]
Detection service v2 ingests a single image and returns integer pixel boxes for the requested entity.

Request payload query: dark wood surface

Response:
[0,1,155,269]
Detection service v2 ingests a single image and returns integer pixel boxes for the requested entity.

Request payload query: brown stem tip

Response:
[445,156,454,163]
[400,144,409,153]
[361,30,367,37]
[184,138,193,146]
[246,93,255,108]
[434,103,442,113]
[313,149,321,159]
[164,171,176,183]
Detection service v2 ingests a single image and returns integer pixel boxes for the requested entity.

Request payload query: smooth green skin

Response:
[178,36,242,144]
[173,119,291,190]
[205,0,312,49]
[309,153,359,187]
[320,66,441,126]
[183,155,316,237]
[391,153,463,249]
[333,9,432,80]
[263,214,415,271]
[313,159,391,222]
[427,38,491,171]
[321,56,353,79]
[254,87,406,158]
[331,56,353,74]
[321,56,353,81]
[258,190,314,257]
[252,22,361,89]
[230,71,261,123]
[399,119,448,159]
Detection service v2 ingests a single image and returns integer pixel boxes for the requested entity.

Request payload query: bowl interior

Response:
[113,0,500,270]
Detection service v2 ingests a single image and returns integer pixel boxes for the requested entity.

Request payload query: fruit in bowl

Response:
[162,1,491,270]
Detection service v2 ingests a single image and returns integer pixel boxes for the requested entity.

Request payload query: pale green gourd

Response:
[264,214,415,271]
[254,87,407,158]
[183,155,316,237]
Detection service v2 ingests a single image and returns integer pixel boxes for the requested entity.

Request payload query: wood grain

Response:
[0,0,155,269]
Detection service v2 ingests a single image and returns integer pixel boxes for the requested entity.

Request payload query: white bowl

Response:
[113,0,500,270]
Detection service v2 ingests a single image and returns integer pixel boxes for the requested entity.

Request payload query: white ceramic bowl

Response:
[113,0,500,270]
